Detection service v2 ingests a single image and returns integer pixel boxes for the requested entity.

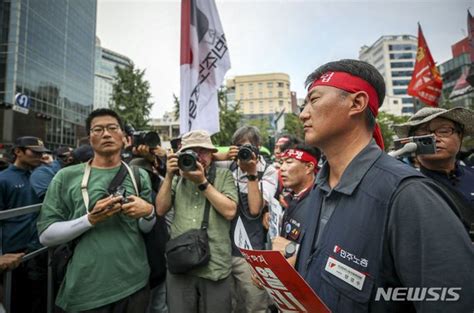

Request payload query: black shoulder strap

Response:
[107,163,128,195]
[201,163,217,230]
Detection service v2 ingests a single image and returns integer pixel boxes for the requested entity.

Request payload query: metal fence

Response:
[0,203,54,313]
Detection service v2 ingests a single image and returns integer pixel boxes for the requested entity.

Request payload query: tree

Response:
[377,112,410,150]
[283,113,304,140]
[247,118,271,148]
[173,93,180,121]
[110,63,153,129]
[211,88,243,146]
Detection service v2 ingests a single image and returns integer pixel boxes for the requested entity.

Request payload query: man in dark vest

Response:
[296,59,474,313]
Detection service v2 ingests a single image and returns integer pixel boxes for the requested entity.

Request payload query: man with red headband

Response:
[296,59,473,312]
[271,144,320,268]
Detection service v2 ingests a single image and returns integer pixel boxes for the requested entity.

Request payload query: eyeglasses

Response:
[414,127,459,138]
[90,124,121,136]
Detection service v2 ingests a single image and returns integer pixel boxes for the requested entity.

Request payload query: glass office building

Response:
[0,0,97,149]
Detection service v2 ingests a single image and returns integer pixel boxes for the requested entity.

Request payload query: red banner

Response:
[407,24,443,107]
[239,248,331,313]
[468,10,474,63]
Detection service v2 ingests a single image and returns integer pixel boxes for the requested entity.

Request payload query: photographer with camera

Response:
[215,126,278,313]
[37,109,156,312]
[156,130,237,313]
[393,107,474,240]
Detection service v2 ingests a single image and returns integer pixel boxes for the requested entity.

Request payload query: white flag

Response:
[180,0,230,135]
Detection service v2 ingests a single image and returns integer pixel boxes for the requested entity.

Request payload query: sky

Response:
[96,0,473,119]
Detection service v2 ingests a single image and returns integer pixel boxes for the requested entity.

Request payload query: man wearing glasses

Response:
[37,109,155,312]
[0,136,49,312]
[393,107,474,238]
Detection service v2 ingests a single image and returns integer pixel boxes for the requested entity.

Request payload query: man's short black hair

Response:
[85,108,124,134]
[304,59,385,131]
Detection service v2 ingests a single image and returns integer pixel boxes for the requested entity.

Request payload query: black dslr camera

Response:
[177,150,198,171]
[133,131,161,148]
[238,144,259,162]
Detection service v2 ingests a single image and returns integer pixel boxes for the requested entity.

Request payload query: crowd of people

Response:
[0,59,473,313]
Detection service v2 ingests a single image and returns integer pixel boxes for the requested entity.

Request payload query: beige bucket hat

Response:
[392,107,474,138]
[177,130,218,153]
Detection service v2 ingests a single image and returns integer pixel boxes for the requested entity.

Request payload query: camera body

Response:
[238,144,259,162]
[112,185,129,204]
[177,150,198,171]
[132,131,161,148]
[393,134,436,155]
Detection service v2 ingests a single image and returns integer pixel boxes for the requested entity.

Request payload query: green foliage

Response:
[377,112,410,150]
[283,113,304,140]
[110,63,153,129]
[247,118,271,147]
[211,89,243,146]
[173,93,180,121]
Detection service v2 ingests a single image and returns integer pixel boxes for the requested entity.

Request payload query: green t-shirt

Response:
[37,163,152,312]
[171,166,238,281]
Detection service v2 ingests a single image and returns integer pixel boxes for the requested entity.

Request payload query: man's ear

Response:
[348,91,369,117]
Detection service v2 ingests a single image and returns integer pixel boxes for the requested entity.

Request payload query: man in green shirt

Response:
[37,109,156,312]
[156,130,238,313]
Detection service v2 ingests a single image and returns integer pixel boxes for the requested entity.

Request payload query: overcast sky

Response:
[96,0,473,118]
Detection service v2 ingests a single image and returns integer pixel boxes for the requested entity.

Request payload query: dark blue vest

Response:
[297,152,424,313]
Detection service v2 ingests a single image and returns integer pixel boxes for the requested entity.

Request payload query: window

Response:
[402,106,414,114]
[277,82,284,88]
[390,53,415,60]
[393,88,407,95]
[391,62,414,69]
[392,70,412,77]
[279,100,284,106]
[389,44,416,51]
[392,80,411,86]
[278,91,283,98]
[267,82,273,88]
[402,97,414,104]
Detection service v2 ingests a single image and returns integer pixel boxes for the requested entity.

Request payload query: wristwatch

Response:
[284,241,297,259]
[198,181,210,191]
[247,174,258,181]
[143,206,156,221]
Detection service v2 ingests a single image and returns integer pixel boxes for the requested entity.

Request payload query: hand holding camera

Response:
[165,152,179,178]
[237,144,259,175]
[180,161,206,185]
[88,194,123,225]
[121,195,154,219]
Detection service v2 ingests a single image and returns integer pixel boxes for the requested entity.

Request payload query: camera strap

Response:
[200,163,216,230]
[81,160,139,212]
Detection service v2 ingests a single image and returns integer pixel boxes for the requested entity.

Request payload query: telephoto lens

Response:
[177,150,198,171]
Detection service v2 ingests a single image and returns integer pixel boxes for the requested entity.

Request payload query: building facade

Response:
[94,37,132,109]
[0,0,97,150]
[149,112,180,142]
[226,73,292,123]
[439,52,474,108]
[359,35,418,116]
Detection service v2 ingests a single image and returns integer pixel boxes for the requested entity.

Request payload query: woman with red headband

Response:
[296,59,473,313]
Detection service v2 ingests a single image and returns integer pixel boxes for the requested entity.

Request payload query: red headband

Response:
[308,71,384,150]
[281,149,318,170]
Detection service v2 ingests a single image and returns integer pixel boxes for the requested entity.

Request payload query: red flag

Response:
[468,10,474,63]
[407,24,443,107]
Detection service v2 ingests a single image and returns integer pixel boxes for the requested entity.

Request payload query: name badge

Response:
[283,218,301,241]
[325,256,366,290]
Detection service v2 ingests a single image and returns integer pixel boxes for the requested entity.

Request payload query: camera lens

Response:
[144,132,161,148]
[238,147,252,161]
[178,151,197,171]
